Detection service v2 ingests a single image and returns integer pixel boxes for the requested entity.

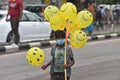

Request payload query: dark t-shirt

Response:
[96,10,102,19]
[50,44,74,77]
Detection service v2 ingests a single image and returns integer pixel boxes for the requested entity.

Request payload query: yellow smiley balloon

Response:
[75,10,93,28]
[50,15,66,31]
[44,5,59,21]
[60,2,77,23]
[26,47,45,66]
[70,30,87,48]
[69,20,80,34]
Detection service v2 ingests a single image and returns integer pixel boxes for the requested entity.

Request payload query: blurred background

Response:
[0,0,120,10]
[0,0,120,36]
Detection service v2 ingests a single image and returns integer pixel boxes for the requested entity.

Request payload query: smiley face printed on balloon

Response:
[44,5,59,21]
[70,30,87,48]
[75,10,93,28]
[60,2,77,13]
[60,2,77,22]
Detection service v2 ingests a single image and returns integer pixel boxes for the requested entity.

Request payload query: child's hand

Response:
[41,64,47,70]
[63,64,70,69]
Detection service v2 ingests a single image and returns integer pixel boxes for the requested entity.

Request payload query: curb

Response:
[0,33,120,53]
[88,33,120,41]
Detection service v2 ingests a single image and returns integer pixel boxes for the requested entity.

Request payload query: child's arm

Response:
[41,60,52,70]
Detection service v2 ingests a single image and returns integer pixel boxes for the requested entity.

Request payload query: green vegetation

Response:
[98,0,119,4]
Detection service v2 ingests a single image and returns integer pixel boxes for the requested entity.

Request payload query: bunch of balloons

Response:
[26,47,45,66]
[44,2,93,48]
[26,2,93,66]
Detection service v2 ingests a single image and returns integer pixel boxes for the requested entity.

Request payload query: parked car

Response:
[24,4,47,18]
[0,10,52,43]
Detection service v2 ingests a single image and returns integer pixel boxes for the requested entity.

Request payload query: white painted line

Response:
[49,40,56,45]
[110,33,118,38]
[29,42,41,48]
[4,44,19,53]
[87,36,92,40]
[97,35,105,39]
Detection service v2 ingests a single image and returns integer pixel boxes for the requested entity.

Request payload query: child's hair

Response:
[55,30,65,39]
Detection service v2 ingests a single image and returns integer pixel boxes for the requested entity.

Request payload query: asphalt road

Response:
[0,38,120,80]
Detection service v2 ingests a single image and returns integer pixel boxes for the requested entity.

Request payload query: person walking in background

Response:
[87,1,96,20]
[104,7,110,24]
[96,6,106,31]
[6,0,23,45]
[86,23,94,36]
[87,1,95,36]
[41,30,75,80]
